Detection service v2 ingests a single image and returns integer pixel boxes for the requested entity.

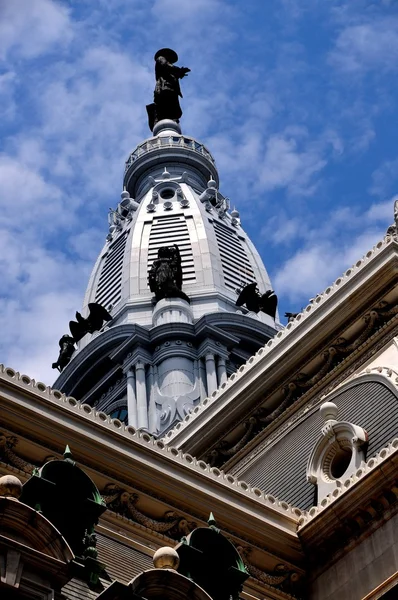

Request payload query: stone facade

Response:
[1,118,398,599]
[53,119,277,436]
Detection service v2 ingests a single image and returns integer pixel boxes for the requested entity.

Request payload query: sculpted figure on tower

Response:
[148,244,189,303]
[146,48,190,131]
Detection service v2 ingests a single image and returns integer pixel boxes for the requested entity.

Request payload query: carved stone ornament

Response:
[0,434,35,474]
[306,401,368,502]
[101,483,196,540]
[205,297,398,467]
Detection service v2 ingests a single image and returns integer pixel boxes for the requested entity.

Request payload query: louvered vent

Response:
[95,231,128,309]
[147,214,195,283]
[213,220,255,291]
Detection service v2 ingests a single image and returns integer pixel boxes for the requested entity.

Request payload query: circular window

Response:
[160,188,175,200]
[323,442,353,481]
[330,448,352,479]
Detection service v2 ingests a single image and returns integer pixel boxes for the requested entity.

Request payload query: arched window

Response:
[110,406,128,424]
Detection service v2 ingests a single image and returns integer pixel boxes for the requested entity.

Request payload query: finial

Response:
[208,512,217,527]
[231,207,239,218]
[0,475,23,499]
[153,546,180,570]
[64,445,74,461]
[320,401,338,423]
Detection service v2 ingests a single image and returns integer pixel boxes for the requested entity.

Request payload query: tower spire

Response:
[53,51,278,436]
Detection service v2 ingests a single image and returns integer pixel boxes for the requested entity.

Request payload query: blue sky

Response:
[1,0,398,383]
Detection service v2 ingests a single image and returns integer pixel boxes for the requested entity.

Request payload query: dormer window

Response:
[307,401,368,502]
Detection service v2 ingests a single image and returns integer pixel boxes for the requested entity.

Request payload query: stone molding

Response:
[306,401,368,502]
[0,365,303,570]
[0,377,301,519]
[299,436,398,529]
[101,483,196,540]
[0,436,304,595]
[230,321,398,475]
[205,299,398,468]
[164,235,398,449]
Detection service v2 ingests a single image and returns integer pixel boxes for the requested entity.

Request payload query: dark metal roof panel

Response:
[61,534,153,599]
[62,578,107,600]
[96,532,153,584]
[239,380,398,510]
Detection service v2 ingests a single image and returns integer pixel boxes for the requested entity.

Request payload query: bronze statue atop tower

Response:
[146,48,190,131]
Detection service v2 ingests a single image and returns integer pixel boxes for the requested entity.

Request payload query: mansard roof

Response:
[164,233,398,464]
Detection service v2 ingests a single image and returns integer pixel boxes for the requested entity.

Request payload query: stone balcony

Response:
[125,134,216,173]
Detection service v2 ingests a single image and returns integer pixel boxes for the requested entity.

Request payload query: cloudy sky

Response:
[1,0,397,384]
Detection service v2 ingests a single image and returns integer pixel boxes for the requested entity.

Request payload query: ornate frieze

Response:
[0,434,35,474]
[205,299,398,467]
[101,483,196,540]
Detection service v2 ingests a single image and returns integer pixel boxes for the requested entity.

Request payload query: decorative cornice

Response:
[163,235,398,450]
[0,366,303,532]
[205,300,398,467]
[298,437,398,529]
[100,483,196,540]
[238,546,300,591]
[229,319,398,475]
[0,432,305,595]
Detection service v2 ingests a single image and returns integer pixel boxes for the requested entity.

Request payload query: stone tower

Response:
[54,117,278,435]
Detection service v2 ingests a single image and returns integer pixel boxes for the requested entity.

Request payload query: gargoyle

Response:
[52,334,76,372]
[236,282,278,319]
[285,312,299,322]
[69,303,112,343]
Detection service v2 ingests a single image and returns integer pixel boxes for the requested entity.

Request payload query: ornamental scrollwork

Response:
[101,483,196,540]
[236,546,301,595]
[206,299,398,467]
[0,434,36,474]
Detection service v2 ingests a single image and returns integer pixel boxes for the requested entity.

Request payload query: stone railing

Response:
[125,135,216,172]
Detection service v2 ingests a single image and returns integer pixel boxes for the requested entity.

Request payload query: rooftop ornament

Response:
[236,282,278,320]
[52,334,76,372]
[69,302,112,343]
[146,48,190,132]
[148,244,190,304]
[175,513,249,600]
[20,445,107,586]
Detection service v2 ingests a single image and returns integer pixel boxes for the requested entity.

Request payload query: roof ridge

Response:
[0,364,302,520]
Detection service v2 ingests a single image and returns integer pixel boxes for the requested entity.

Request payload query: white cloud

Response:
[273,198,394,302]
[330,18,398,73]
[257,133,327,195]
[0,229,91,384]
[2,290,83,385]
[0,156,73,232]
[0,0,73,60]
[274,228,385,304]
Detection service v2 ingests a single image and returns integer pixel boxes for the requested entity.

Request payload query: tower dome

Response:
[53,55,278,436]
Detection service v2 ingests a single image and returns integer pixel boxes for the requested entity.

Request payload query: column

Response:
[217,357,227,386]
[136,361,148,430]
[147,364,157,434]
[126,368,138,428]
[205,353,218,396]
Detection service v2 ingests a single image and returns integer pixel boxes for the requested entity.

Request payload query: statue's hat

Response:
[154,48,178,63]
